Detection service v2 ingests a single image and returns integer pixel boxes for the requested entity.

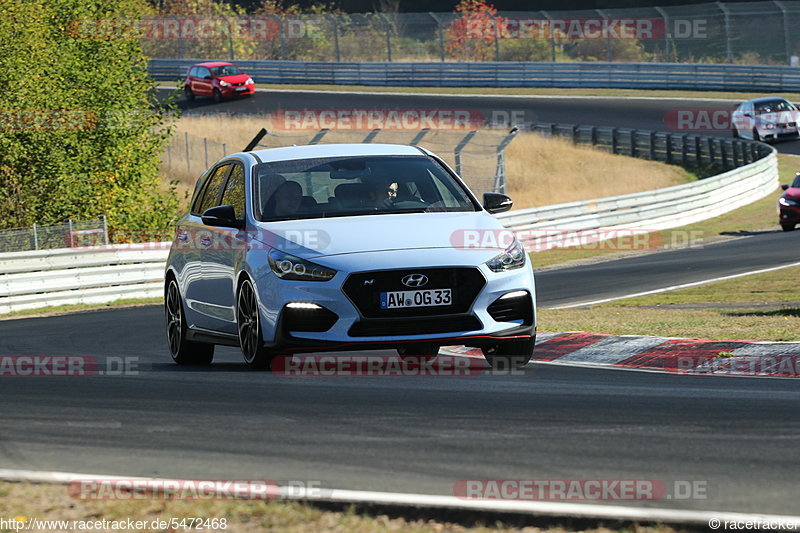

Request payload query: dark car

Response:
[184,62,255,103]
[779,172,800,231]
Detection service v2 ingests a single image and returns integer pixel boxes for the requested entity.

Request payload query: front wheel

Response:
[781,223,796,232]
[752,128,761,142]
[732,127,739,139]
[237,279,275,369]
[212,88,222,103]
[482,336,535,371]
[165,279,214,365]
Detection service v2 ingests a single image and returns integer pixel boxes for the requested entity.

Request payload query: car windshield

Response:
[254,155,480,222]
[754,99,795,113]
[210,65,242,77]
[792,175,800,188]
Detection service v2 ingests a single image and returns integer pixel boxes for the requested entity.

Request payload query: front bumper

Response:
[779,205,800,224]
[220,85,255,97]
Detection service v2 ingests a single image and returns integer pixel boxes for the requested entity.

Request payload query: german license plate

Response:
[235,86,247,91]
[380,289,452,309]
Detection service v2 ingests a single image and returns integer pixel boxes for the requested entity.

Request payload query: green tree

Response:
[0,0,178,238]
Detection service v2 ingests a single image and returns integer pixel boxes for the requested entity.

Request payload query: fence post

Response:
[223,143,227,156]
[429,13,445,62]
[493,127,519,194]
[32,223,38,251]
[717,2,733,63]
[67,219,74,248]
[379,14,393,62]
[327,15,341,62]
[102,215,109,246]
[204,137,208,168]
[184,132,190,173]
[596,9,613,62]
[454,130,477,176]
[493,16,500,61]
[410,128,430,145]
[540,11,557,62]
[363,129,381,143]
[773,0,792,64]
[654,6,673,61]
[267,15,286,60]
[220,14,235,61]
[309,128,330,145]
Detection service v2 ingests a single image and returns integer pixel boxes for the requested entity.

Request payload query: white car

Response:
[164,144,537,370]
[732,97,800,142]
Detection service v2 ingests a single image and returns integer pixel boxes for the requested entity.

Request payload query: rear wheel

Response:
[165,279,214,365]
[781,223,796,232]
[482,336,535,371]
[237,279,275,369]
[212,88,222,103]
[184,86,194,101]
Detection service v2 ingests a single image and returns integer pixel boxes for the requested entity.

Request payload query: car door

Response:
[194,67,212,96]
[181,162,232,331]
[741,103,756,138]
[198,162,248,335]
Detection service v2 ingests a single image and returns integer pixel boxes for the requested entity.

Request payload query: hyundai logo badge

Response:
[401,274,429,288]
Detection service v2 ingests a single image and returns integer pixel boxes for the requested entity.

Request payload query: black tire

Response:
[482,336,535,371]
[236,279,275,369]
[212,88,222,103]
[165,279,214,365]
[184,86,194,101]
[732,127,739,139]
[397,343,439,366]
[752,128,761,142]
[781,223,796,232]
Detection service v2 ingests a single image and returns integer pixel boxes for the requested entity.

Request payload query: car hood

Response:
[784,187,800,199]
[217,74,250,84]
[251,211,511,259]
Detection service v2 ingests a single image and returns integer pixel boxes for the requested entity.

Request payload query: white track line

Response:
[549,261,800,309]
[1,469,798,527]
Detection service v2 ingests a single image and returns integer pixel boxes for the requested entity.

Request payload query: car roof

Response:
[193,62,233,68]
[745,97,791,104]
[239,143,426,164]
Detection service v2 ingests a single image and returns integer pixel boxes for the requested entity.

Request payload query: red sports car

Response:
[779,173,800,231]
[184,62,255,103]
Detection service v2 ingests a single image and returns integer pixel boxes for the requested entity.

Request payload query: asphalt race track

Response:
[2,89,799,518]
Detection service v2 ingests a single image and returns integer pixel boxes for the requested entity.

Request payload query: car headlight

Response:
[763,123,776,130]
[268,250,336,281]
[486,239,526,272]
[219,80,231,87]
[245,77,254,85]
[779,197,799,207]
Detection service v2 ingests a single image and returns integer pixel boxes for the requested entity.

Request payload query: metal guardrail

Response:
[150,58,800,91]
[0,127,778,315]
[0,244,169,314]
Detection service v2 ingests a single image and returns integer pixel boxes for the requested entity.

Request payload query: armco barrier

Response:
[149,59,800,91]
[0,130,778,315]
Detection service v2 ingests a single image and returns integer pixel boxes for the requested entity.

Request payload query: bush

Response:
[0,0,178,239]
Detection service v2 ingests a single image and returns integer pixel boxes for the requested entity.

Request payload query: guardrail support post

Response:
[590,126,598,146]
[681,134,688,165]
[572,125,579,144]
[720,139,729,168]
[630,130,637,157]
[695,136,702,165]
[611,127,618,153]
[665,134,673,164]
[454,130,477,176]
[649,131,656,160]
[708,137,716,164]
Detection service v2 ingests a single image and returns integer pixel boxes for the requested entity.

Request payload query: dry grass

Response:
[0,481,680,533]
[163,114,691,210]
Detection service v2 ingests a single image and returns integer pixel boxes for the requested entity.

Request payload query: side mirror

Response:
[782,184,790,191]
[201,205,244,229]
[483,192,513,214]
[203,75,212,80]
[743,112,752,118]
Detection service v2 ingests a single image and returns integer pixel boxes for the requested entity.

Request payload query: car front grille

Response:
[342,267,486,318]
[348,315,482,337]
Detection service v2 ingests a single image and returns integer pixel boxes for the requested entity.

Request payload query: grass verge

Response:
[0,481,679,533]
[539,266,800,342]
[0,298,162,321]
[528,153,796,269]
